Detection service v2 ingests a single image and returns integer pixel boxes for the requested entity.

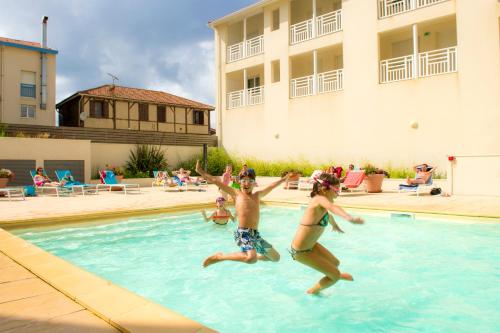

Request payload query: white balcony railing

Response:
[316,9,342,37]
[419,46,457,77]
[318,69,343,93]
[380,55,414,83]
[246,86,264,106]
[290,10,343,45]
[245,35,264,58]
[226,35,264,63]
[378,0,448,18]
[227,90,244,109]
[380,46,457,83]
[226,87,264,109]
[290,19,313,45]
[291,75,314,98]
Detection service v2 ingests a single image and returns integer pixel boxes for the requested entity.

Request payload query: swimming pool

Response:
[14,207,500,333]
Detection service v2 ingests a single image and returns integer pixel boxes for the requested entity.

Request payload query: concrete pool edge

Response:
[0,229,218,333]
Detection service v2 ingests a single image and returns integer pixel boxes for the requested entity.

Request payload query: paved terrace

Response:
[0,179,499,225]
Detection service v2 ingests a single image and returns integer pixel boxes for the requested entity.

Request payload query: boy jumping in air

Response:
[195,160,295,267]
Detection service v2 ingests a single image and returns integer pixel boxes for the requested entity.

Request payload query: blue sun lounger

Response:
[55,170,98,196]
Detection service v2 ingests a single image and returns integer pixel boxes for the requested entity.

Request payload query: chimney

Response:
[40,16,48,110]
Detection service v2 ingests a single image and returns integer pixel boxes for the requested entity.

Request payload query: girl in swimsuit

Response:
[290,172,364,294]
[201,197,235,225]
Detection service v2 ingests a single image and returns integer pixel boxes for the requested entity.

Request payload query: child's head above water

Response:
[311,173,340,198]
[239,169,256,193]
[215,196,226,206]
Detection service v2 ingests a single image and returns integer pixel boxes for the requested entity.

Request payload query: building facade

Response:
[210,0,500,169]
[57,85,214,135]
[0,28,58,127]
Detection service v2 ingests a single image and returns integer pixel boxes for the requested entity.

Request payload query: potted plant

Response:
[362,164,389,193]
[0,169,14,188]
[111,166,124,183]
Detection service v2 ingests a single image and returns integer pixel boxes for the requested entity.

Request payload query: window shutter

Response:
[157,105,166,122]
[103,102,109,118]
[200,111,204,125]
[90,100,95,117]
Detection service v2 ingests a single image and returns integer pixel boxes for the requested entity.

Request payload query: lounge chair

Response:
[99,170,140,195]
[340,170,366,193]
[0,187,25,201]
[30,170,72,197]
[399,169,434,196]
[152,170,184,192]
[55,170,98,196]
[298,170,324,191]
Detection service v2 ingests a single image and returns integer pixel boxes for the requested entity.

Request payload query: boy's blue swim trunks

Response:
[234,228,272,254]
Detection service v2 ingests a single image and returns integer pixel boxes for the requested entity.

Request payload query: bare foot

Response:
[306,285,321,295]
[203,253,222,268]
[340,272,353,281]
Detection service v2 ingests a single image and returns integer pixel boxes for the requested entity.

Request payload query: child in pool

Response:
[201,197,235,225]
[290,172,364,294]
[195,160,296,267]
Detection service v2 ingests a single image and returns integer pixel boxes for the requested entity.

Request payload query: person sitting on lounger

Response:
[33,167,61,187]
[406,164,435,185]
[153,171,168,186]
[201,197,235,225]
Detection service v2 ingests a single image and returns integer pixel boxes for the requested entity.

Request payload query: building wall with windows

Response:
[211,0,500,170]
[57,85,213,135]
[0,42,57,126]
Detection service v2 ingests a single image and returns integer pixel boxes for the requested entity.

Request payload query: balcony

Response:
[291,70,343,98]
[226,87,264,109]
[290,45,343,98]
[378,0,449,19]
[380,46,457,83]
[226,65,264,109]
[290,10,342,45]
[226,13,264,63]
[227,35,264,63]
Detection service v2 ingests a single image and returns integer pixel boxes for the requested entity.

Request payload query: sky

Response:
[0,0,257,127]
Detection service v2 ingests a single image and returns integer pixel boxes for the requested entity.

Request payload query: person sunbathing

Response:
[406,164,435,185]
[153,171,168,186]
[60,172,81,186]
[201,197,235,225]
[33,167,60,187]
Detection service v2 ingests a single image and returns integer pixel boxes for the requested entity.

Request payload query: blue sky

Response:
[0,0,257,126]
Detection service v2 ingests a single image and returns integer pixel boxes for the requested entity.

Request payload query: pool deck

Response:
[0,178,498,333]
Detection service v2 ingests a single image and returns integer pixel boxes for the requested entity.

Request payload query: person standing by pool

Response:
[201,197,235,225]
[195,160,295,267]
[291,172,364,294]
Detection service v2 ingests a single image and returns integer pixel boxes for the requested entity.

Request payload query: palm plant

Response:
[125,145,168,177]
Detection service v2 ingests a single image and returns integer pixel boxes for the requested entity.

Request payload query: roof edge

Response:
[0,41,58,54]
[209,0,277,28]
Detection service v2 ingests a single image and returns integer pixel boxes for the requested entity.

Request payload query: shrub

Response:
[123,170,150,178]
[125,145,168,177]
[0,168,13,178]
[0,123,6,137]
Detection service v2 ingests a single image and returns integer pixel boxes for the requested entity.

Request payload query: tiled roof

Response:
[79,85,214,110]
[0,36,41,48]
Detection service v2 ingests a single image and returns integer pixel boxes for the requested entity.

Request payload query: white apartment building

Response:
[210,0,500,171]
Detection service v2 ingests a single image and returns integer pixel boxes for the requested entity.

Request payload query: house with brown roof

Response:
[57,84,214,135]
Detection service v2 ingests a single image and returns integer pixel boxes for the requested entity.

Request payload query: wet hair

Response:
[310,173,340,198]
[239,169,256,180]
[215,197,226,203]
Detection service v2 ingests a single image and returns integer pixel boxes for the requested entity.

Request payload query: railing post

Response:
[412,24,419,78]
[312,0,317,38]
[243,69,248,107]
[313,50,318,95]
[243,17,247,58]
[411,0,417,10]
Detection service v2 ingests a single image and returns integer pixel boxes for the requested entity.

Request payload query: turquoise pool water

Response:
[14,207,500,333]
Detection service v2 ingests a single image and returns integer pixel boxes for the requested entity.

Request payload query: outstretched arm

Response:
[195,161,237,197]
[201,210,211,222]
[317,196,364,224]
[228,210,236,222]
[257,172,297,198]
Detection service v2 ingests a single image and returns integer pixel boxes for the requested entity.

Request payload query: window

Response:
[272,9,280,31]
[20,104,35,119]
[157,105,166,123]
[139,103,149,121]
[272,60,280,83]
[89,100,108,118]
[193,110,204,125]
[248,76,260,89]
[20,71,36,98]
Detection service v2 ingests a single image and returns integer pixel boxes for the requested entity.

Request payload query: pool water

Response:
[14,207,500,333]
